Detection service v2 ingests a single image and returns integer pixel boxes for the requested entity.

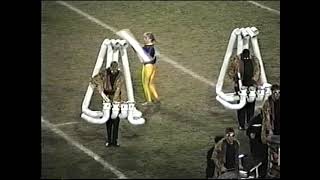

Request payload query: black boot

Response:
[113,139,120,147]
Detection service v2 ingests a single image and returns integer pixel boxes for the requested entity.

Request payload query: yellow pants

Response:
[142,64,159,102]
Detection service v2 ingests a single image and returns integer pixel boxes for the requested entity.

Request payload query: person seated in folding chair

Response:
[212,128,243,178]
[90,61,127,147]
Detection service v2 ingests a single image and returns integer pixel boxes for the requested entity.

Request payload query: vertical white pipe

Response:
[251,36,267,84]
[216,28,239,93]
[112,40,120,63]
[106,43,113,68]
[119,44,145,125]
[243,36,250,50]
[92,39,109,77]
[237,34,243,55]
[120,46,134,102]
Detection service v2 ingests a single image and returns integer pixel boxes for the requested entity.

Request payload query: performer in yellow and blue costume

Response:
[141,32,160,105]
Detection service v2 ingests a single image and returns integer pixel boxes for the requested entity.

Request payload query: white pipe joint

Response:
[81,102,111,124]
[241,28,249,37]
[133,107,143,118]
[234,28,242,35]
[240,86,248,96]
[256,87,265,101]
[250,27,259,36]
[262,83,272,101]
[82,108,103,118]
[247,86,256,103]
[216,95,246,110]
[127,102,145,125]
[111,39,121,49]
[216,91,239,102]
[245,27,256,38]
[111,102,120,119]
[118,103,129,119]
[102,39,111,46]
[119,40,128,48]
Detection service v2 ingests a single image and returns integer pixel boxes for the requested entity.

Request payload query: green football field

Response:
[41,1,280,178]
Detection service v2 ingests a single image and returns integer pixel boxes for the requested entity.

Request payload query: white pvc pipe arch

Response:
[81,38,145,125]
[215,27,272,110]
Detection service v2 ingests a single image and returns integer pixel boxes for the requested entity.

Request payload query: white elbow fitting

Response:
[81,102,111,124]
[247,86,256,103]
[111,102,120,119]
[216,95,246,110]
[111,39,121,49]
[119,40,128,48]
[241,28,249,37]
[256,88,265,101]
[127,102,145,125]
[250,27,259,36]
[118,103,129,119]
[82,109,104,118]
[132,107,143,118]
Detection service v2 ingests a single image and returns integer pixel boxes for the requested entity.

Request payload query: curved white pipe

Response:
[216,95,246,110]
[116,29,152,63]
[81,102,111,124]
[132,107,143,118]
[216,91,239,102]
[111,102,120,119]
[127,102,145,125]
[251,36,267,84]
[118,103,128,119]
[217,88,247,110]
[82,85,103,118]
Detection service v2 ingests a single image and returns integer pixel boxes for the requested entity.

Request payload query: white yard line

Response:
[248,1,280,15]
[41,117,128,179]
[54,121,79,127]
[56,1,216,88]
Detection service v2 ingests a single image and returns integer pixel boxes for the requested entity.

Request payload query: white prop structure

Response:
[216,27,272,110]
[81,39,145,125]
